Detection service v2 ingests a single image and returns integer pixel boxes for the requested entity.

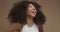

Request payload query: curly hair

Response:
[7,1,46,32]
[8,1,46,32]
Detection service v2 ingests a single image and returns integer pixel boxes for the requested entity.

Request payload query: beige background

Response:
[0,0,60,32]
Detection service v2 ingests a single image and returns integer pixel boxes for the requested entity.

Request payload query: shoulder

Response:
[11,23,23,29]
[5,23,23,32]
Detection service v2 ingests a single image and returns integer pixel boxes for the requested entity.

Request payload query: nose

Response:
[33,8,36,12]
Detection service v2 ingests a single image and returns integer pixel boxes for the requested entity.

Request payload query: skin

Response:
[26,4,37,18]
[26,4,37,27]
[5,4,37,32]
[5,23,22,32]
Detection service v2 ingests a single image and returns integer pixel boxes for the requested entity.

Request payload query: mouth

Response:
[32,11,35,13]
[32,10,36,13]
[32,12,35,13]
[31,11,36,14]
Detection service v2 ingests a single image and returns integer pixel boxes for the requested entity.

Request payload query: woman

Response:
[5,1,46,32]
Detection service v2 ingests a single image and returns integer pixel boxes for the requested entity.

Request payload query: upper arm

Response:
[5,23,22,32]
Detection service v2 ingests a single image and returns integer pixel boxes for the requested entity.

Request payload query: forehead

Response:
[28,4,35,7]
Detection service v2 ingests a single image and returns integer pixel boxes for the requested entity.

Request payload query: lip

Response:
[31,10,36,14]
[31,11,36,15]
[32,12,35,13]
[32,11,35,13]
[32,10,36,13]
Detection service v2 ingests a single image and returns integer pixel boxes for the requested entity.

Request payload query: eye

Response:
[29,6,33,8]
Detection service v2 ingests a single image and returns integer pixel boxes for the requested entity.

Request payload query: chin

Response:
[31,15,36,17]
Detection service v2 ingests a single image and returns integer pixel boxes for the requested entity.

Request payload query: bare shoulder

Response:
[5,23,22,32]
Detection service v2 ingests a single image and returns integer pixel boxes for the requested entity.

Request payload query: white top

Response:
[21,23,39,32]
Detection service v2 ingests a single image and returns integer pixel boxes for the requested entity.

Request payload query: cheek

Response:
[27,8,32,14]
[26,8,31,16]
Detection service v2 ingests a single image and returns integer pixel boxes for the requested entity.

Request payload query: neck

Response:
[26,16,34,27]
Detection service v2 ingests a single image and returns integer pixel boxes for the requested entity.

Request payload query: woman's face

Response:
[26,4,37,18]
